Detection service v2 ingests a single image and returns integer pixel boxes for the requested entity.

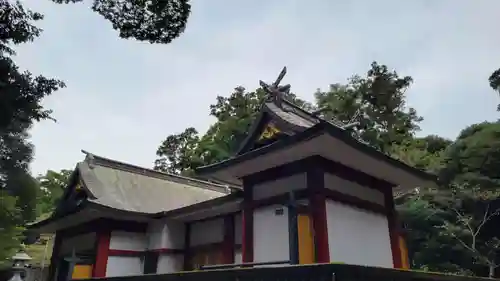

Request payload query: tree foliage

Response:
[37,169,72,215]
[51,0,191,44]
[155,62,419,174]
[0,190,24,268]
[0,0,64,266]
[155,86,311,175]
[489,68,500,111]
[315,62,422,153]
[153,61,500,278]
[398,122,500,277]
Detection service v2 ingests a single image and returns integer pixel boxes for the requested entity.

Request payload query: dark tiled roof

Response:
[77,151,232,214]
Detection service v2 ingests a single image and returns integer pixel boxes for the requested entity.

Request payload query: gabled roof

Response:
[74,151,231,214]
[197,87,436,190]
[197,120,437,189]
[236,98,342,154]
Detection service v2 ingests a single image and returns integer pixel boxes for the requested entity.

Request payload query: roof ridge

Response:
[283,97,351,129]
[80,150,236,193]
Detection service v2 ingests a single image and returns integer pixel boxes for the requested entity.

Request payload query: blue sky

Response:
[15,0,500,176]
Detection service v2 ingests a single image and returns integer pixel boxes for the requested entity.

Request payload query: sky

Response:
[15,0,500,176]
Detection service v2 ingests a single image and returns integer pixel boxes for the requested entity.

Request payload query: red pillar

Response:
[92,230,111,277]
[241,183,254,264]
[310,192,330,263]
[384,188,403,268]
[307,168,330,263]
[222,215,235,264]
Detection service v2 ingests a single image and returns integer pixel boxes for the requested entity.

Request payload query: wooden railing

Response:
[81,263,494,281]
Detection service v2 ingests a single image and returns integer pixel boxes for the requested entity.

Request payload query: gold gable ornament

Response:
[258,124,281,141]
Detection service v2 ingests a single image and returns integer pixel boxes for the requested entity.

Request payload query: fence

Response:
[82,263,493,281]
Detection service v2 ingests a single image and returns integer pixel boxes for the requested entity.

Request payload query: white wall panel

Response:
[109,231,147,251]
[324,174,385,206]
[325,200,393,268]
[147,220,185,250]
[253,205,289,264]
[106,256,143,277]
[252,173,306,200]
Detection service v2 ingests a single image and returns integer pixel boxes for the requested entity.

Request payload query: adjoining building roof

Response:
[28,152,245,233]
[77,151,231,214]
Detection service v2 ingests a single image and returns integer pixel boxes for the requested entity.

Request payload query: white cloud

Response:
[13,0,500,175]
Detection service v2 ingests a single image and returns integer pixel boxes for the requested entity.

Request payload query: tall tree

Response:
[51,0,191,44]
[0,190,24,268]
[37,169,72,215]
[1,0,64,266]
[399,122,500,277]
[397,190,473,275]
[315,62,422,153]
[155,127,201,174]
[155,62,421,174]
[155,86,310,174]
[432,184,500,278]
[489,68,500,111]
[437,122,500,277]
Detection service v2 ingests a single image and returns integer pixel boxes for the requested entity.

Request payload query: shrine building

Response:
[29,70,435,281]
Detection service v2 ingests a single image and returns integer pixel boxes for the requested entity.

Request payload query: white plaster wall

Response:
[252,173,306,200]
[59,233,96,256]
[234,250,242,264]
[234,213,242,245]
[147,219,185,250]
[190,218,224,246]
[324,174,385,206]
[109,231,147,251]
[106,256,143,277]
[157,255,184,274]
[325,200,393,268]
[253,205,289,264]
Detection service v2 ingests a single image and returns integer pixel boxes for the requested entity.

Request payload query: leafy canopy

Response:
[51,0,191,44]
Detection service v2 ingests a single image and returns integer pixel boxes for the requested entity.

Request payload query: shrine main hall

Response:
[30,69,434,280]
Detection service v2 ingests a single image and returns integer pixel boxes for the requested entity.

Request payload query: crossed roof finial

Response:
[259,66,291,107]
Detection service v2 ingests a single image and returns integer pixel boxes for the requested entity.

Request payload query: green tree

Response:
[51,0,191,44]
[37,169,72,215]
[1,0,64,265]
[0,190,24,268]
[155,86,310,174]
[399,122,500,277]
[155,127,201,174]
[437,122,500,277]
[392,135,466,274]
[315,62,422,153]
[397,190,473,275]
[390,135,451,173]
[489,68,500,111]
[155,62,416,174]
[431,185,500,278]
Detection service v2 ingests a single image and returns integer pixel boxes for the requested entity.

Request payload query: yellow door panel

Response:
[298,214,315,264]
[71,264,93,279]
[399,236,410,269]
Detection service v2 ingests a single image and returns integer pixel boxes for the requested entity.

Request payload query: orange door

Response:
[298,214,315,264]
[399,235,410,269]
[71,264,93,279]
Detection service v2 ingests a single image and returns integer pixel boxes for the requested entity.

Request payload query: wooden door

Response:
[188,248,224,270]
[298,213,315,264]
